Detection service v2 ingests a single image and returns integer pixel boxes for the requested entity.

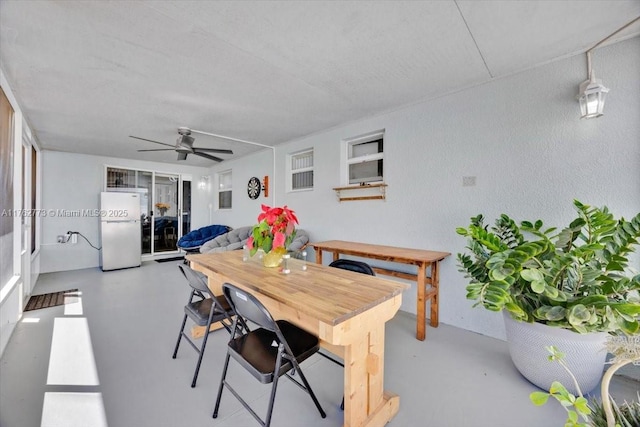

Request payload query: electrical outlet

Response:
[71,234,78,244]
[462,176,476,187]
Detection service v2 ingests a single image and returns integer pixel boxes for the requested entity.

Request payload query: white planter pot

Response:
[503,312,608,394]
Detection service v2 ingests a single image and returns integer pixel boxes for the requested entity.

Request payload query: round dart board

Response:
[247,176,261,199]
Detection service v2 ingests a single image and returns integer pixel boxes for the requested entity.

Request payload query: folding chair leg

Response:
[293,364,326,419]
[212,353,231,418]
[263,353,285,427]
[172,314,188,359]
[191,317,213,388]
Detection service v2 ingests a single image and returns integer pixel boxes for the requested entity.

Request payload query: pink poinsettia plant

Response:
[246,204,298,256]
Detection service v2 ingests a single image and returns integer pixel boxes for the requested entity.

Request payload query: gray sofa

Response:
[200,226,309,257]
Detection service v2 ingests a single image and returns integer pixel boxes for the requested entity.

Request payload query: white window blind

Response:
[289,149,314,191]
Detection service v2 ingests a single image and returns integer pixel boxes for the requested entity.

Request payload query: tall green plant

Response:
[457,200,640,334]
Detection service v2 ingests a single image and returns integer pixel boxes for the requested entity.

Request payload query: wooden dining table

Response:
[187,250,409,427]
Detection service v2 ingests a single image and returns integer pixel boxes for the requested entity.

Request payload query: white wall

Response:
[40,152,212,273]
[210,37,640,339]
[206,149,275,228]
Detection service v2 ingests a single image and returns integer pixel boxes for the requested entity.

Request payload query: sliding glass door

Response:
[153,174,178,253]
[105,167,189,256]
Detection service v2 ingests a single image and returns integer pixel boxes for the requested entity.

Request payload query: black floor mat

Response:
[24,289,79,311]
[155,256,185,263]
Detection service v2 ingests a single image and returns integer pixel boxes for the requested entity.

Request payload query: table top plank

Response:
[187,251,409,326]
[312,240,451,265]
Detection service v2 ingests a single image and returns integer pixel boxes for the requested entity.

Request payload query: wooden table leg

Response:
[342,323,399,427]
[430,261,440,327]
[315,249,323,264]
[416,262,427,341]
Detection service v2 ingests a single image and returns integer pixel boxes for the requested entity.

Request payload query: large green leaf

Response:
[531,280,545,294]
[521,268,544,282]
[568,305,590,325]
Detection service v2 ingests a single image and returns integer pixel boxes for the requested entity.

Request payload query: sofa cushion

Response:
[199,227,310,255]
[200,226,253,253]
[288,229,309,253]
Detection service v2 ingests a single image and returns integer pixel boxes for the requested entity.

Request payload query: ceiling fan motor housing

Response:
[176,135,195,153]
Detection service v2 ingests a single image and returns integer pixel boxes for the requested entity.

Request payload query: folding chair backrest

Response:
[222,283,277,332]
[329,259,375,276]
[178,264,213,296]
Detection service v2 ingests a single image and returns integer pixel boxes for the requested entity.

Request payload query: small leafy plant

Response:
[530,346,592,427]
[457,200,640,334]
[531,337,640,427]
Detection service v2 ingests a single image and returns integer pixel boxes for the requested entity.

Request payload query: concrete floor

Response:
[1,260,637,427]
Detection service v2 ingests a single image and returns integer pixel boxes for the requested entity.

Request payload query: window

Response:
[345,131,384,185]
[31,146,37,253]
[106,167,136,188]
[1,86,15,294]
[217,170,232,209]
[288,149,314,191]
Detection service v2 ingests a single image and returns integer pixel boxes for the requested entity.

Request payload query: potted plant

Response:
[155,202,170,216]
[246,204,298,267]
[456,200,640,393]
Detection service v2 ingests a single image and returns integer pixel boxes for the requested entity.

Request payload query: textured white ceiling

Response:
[1,1,639,166]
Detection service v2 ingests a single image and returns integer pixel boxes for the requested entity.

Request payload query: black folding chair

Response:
[327,258,376,410]
[172,264,237,388]
[329,259,375,276]
[213,283,326,427]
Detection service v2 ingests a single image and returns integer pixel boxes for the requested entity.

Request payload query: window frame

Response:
[343,130,385,186]
[287,148,314,192]
[217,170,232,210]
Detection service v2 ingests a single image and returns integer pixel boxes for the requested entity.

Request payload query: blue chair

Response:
[177,224,231,254]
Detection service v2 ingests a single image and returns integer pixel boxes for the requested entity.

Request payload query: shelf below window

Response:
[332,183,387,202]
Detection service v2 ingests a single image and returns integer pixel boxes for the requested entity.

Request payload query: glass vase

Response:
[262,247,286,268]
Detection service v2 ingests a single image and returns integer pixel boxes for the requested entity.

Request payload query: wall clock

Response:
[247,176,261,199]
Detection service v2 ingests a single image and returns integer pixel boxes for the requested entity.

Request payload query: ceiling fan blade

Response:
[137,148,175,152]
[177,152,188,161]
[193,151,223,162]
[129,136,175,148]
[193,147,233,154]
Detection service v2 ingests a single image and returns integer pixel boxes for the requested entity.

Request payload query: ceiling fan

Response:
[130,127,233,162]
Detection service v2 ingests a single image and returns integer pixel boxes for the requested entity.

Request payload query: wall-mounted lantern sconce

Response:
[577,16,639,119]
[199,175,209,189]
[577,52,609,119]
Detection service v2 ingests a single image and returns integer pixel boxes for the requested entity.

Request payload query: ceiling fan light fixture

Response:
[131,128,232,162]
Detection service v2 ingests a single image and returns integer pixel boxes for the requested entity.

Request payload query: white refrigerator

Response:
[100,192,141,271]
